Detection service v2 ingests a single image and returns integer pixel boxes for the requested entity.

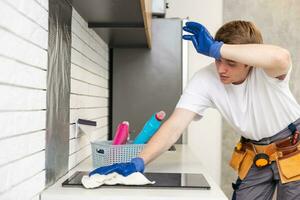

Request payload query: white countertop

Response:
[41,145,228,200]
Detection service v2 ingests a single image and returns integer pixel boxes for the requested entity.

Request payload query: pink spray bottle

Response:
[112,121,129,145]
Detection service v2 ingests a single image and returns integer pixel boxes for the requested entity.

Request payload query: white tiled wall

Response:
[0,1,110,199]
[69,9,109,170]
[0,0,48,200]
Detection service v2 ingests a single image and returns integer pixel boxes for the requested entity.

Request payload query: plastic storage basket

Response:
[91,140,145,168]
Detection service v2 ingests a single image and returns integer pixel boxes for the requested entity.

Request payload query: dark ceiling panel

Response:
[93,27,148,48]
[72,0,144,23]
[72,0,149,47]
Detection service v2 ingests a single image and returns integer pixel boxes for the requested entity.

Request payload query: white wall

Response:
[166,0,223,185]
[68,9,110,170]
[0,1,110,199]
[0,0,48,199]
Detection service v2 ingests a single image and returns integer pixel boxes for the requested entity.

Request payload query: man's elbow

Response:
[274,48,291,71]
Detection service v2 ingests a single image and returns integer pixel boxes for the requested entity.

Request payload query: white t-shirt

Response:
[176,63,300,140]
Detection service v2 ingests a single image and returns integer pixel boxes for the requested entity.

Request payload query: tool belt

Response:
[229,123,300,183]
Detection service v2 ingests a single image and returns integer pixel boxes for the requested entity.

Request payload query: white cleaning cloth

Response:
[82,172,155,189]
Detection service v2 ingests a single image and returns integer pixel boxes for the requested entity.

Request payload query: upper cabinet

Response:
[72,0,152,48]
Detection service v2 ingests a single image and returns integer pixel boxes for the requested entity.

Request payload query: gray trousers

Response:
[232,163,300,200]
[232,118,300,200]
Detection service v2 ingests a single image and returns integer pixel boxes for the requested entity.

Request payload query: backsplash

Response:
[68,9,109,170]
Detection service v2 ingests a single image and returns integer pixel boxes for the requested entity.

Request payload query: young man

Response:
[90,21,300,200]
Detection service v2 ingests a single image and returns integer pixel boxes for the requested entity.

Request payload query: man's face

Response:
[215,59,251,84]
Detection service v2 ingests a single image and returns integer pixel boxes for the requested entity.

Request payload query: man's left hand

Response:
[182,21,223,59]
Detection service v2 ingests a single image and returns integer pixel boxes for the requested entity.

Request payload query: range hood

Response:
[72,0,152,48]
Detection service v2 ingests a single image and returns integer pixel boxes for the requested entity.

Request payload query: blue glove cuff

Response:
[209,41,223,60]
[131,157,145,173]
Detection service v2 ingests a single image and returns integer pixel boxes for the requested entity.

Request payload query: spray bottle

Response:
[112,121,129,145]
[133,111,166,144]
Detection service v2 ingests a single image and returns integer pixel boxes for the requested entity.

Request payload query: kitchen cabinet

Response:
[41,145,228,200]
[72,0,152,48]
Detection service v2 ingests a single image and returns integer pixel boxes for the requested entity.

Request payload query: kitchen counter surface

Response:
[41,145,228,200]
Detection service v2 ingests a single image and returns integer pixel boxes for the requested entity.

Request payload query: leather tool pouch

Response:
[229,148,254,180]
[276,141,300,184]
[229,148,246,171]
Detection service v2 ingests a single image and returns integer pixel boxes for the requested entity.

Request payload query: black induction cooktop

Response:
[62,171,210,190]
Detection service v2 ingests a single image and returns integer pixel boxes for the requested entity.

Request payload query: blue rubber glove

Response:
[182,21,223,59]
[89,157,145,177]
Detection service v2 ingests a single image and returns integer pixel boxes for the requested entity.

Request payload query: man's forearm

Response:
[220,44,291,76]
[138,118,182,164]
[138,108,196,165]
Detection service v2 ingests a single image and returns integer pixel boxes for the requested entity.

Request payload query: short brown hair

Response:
[215,20,263,44]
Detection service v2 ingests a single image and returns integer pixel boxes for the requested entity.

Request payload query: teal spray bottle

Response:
[133,111,166,144]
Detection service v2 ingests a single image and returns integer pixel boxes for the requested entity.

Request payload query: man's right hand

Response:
[89,157,145,177]
[182,21,223,60]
